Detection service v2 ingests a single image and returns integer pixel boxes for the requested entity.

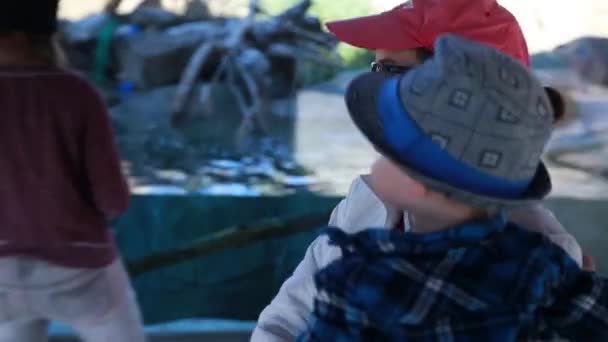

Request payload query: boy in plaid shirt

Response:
[253,2,589,340]
[300,35,608,341]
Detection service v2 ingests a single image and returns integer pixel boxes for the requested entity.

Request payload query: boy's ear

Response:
[544,86,566,124]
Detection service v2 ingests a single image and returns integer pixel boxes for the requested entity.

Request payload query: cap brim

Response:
[345,72,552,209]
[326,12,422,50]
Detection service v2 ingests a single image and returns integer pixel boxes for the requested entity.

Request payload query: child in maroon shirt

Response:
[0,2,145,341]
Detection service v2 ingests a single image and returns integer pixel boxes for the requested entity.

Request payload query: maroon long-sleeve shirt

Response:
[0,66,128,268]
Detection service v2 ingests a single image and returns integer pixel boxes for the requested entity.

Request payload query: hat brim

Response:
[326,12,423,50]
[345,72,552,209]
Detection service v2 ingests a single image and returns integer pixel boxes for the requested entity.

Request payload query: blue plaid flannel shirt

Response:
[299,214,608,341]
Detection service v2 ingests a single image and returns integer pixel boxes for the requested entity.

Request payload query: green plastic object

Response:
[92,18,120,86]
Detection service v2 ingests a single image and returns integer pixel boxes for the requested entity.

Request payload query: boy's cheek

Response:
[369,160,408,206]
[369,157,427,208]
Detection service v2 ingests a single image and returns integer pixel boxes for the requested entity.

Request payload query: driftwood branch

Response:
[127,209,333,277]
[171,43,217,124]
[233,56,261,116]
[171,0,259,124]
[104,0,124,15]
[232,54,266,135]
[275,0,311,22]
[196,55,231,117]
[267,43,342,68]
[171,0,333,128]
[546,140,608,181]
[225,56,251,120]
[247,0,261,20]
[284,23,335,49]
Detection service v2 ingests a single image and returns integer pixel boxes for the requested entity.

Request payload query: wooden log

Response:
[104,0,124,15]
[171,42,218,125]
[171,0,256,123]
[127,209,333,276]
[170,0,315,125]
[546,141,608,181]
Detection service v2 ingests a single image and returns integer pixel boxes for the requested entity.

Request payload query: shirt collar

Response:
[326,212,508,257]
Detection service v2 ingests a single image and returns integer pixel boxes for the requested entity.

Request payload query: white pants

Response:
[0,257,146,342]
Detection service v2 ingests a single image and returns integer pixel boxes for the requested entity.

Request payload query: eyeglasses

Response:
[370,61,412,74]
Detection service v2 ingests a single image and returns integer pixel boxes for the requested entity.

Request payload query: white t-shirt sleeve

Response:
[252,176,394,341]
[508,204,583,267]
[251,234,341,341]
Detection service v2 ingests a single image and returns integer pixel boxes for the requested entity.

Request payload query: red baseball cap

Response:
[326,0,530,66]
